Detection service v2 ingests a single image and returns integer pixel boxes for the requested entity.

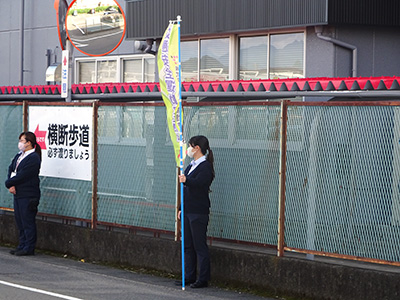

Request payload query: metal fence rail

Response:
[1,101,400,266]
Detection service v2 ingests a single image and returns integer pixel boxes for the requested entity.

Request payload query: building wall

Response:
[125,0,328,40]
[306,27,336,78]
[1,2,400,87]
[0,0,135,86]
[306,25,400,78]
[335,26,400,77]
[0,1,24,86]
[125,0,400,39]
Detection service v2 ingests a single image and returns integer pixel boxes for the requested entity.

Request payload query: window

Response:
[78,61,95,84]
[122,56,155,83]
[200,38,229,81]
[181,38,229,81]
[239,36,268,80]
[144,57,155,82]
[123,59,142,82]
[75,32,304,84]
[181,41,198,82]
[75,54,155,84]
[97,60,117,83]
[238,32,304,80]
[270,33,304,79]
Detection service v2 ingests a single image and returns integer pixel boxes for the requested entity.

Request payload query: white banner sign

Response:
[29,106,93,181]
[61,50,69,98]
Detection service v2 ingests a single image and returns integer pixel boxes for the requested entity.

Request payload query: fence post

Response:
[91,101,99,229]
[277,100,288,257]
[23,101,28,131]
[175,167,181,242]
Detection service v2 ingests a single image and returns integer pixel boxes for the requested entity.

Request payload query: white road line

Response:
[72,23,85,35]
[0,280,83,300]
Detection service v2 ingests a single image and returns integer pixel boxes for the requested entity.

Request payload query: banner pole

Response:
[157,15,184,290]
[176,15,185,291]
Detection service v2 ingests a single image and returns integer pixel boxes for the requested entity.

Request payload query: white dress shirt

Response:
[188,155,206,174]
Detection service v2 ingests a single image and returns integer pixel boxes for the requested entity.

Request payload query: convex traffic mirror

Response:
[66,0,126,56]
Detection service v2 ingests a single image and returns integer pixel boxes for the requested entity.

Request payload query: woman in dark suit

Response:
[178,135,215,288]
[5,131,42,256]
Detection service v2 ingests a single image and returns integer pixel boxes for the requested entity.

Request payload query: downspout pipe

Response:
[20,0,25,86]
[315,26,357,77]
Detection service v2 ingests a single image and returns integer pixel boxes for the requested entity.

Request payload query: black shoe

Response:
[9,249,20,255]
[174,279,195,286]
[15,250,34,256]
[190,281,208,288]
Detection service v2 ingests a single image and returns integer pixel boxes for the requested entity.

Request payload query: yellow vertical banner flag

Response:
[157,23,181,167]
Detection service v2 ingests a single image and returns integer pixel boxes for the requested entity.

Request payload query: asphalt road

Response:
[0,246,270,300]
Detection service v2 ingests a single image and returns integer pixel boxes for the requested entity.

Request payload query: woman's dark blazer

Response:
[5,152,41,199]
[183,160,213,215]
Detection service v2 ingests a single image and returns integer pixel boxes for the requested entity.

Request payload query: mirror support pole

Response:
[20,0,25,86]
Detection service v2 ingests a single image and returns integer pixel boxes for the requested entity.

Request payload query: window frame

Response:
[180,29,306,81]
[74,29,306,84]
[74,54,156,84]
[268,32,305,79]
[237,30,306,80]
[181,36,232,81]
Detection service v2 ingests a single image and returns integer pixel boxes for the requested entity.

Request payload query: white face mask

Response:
[18,142,26,152]
[187,146,196,158]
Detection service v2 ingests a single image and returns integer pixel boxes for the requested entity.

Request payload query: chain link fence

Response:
[284,103,400,263]
[0,104,23,210]
[1,101,400,265]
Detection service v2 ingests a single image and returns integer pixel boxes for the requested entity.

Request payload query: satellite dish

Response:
[54,0,69,50]
[65,0,126,56]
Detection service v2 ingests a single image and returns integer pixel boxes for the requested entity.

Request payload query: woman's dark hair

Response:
[189,135,215,181]
[19,131,42,161]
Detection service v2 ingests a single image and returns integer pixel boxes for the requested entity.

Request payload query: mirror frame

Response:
[65,0,126,56]
[54,0,69,50]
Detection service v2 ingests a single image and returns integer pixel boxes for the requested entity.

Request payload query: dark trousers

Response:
[184,213,210,283]
[13,197,39,252]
